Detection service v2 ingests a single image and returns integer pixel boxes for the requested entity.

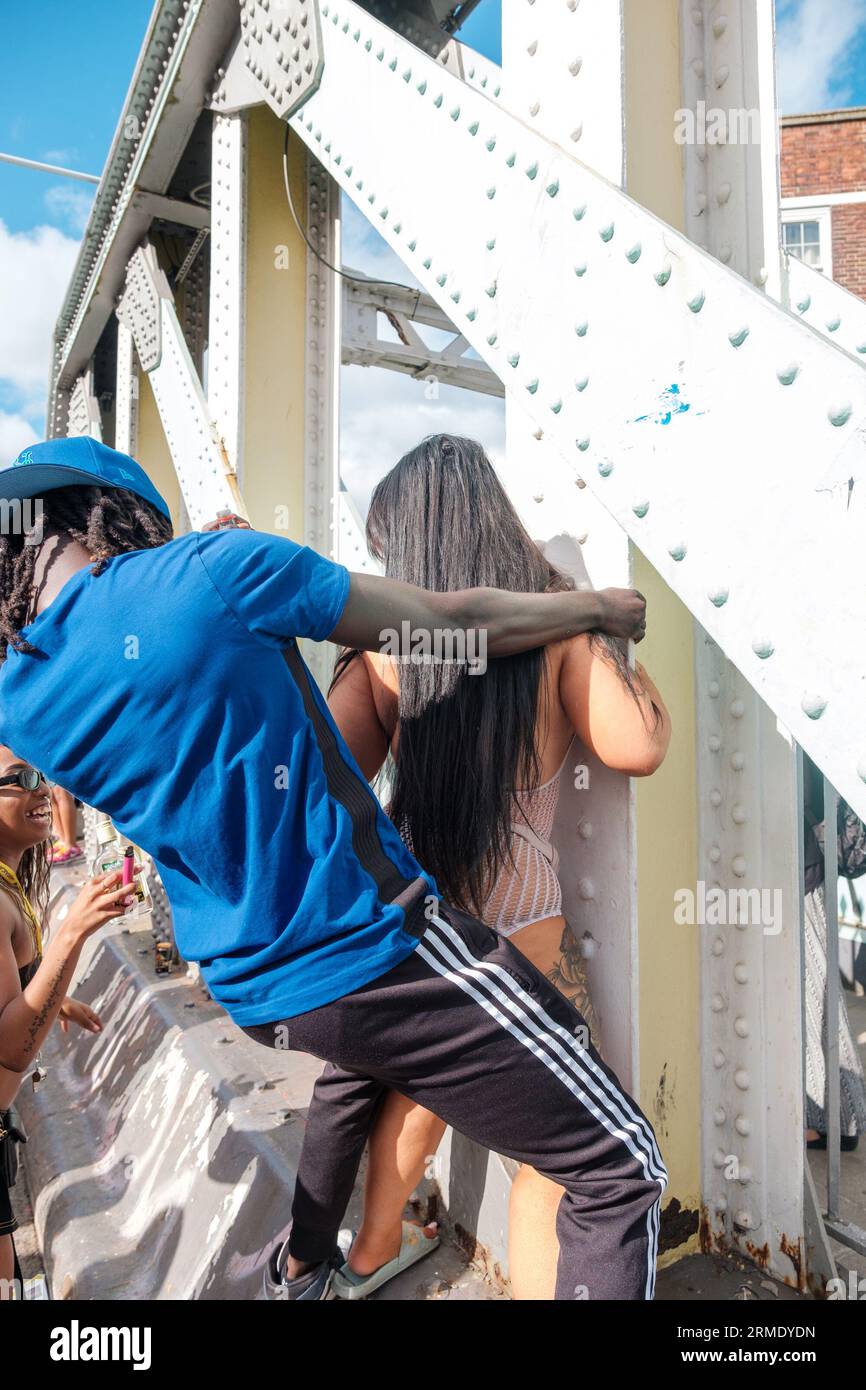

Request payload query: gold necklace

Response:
[0,859,43,957]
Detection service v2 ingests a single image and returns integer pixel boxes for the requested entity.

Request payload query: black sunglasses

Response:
[0,768,46,791]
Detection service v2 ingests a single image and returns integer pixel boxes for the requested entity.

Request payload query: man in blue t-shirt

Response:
[0,438,666,1301]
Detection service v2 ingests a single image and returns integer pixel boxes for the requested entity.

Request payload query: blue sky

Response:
[0,0,864,477]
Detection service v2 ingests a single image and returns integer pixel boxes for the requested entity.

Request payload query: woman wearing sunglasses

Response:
[0,748,137,1297]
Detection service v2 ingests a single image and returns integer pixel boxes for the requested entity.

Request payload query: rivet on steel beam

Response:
[507,352,520,367]
[599,222,614,242]
[708,586,728,607]
[575,376,589,392]
[487,333,498,346]
[731,751,745,771]
[730,699,745,719]
[598,459,613,476]
[801,693,827,719]
[796,293,811,313]
[708,735,721,752]
[486,136,497,152]
[625,242,642,263]
[576,437,591,452]
[828,401,852,426]
[485,281,497,297]
[546,179,559,196]
[575,320,588,337]
[655,263,672,286]
[669,541,687,561]
[728,326,749,348]
[733,963,748,984]
[450,105,461,121]
[751,636,773,658]
[574,261,587,277]
[633,500,650,518]
[573,203,587,220]
[710,788,722,807]
[688,290,706,312]
[777,363,799,385]
[486,237,496,250]
[486,186,496,199]
[526,378,539,394]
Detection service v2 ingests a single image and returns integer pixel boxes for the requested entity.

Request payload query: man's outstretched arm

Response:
[328,572,647,655]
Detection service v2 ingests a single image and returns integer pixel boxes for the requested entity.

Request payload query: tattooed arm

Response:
[0,871,136,1094]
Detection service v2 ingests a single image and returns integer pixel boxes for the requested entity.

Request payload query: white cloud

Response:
[43,184,95,236]
[340,363,505,519]
[0,410,38,466]
[776,0,866,113]
[0,219,80,411]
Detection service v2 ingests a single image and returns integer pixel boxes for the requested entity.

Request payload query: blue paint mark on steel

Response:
[632,383,702,426]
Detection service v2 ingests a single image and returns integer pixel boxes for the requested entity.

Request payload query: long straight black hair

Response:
[333,433,640,916]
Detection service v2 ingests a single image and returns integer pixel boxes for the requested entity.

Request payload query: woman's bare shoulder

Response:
[362,650,399,732]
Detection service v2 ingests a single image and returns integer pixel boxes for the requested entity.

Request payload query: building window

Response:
[783,218,823,267]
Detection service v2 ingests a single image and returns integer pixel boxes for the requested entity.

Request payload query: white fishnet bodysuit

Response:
[481,740,572,938]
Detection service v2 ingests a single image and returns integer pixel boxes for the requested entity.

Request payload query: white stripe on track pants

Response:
[243,902,668,1300]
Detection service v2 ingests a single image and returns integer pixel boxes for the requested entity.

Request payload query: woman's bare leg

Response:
[353,917,596,1294]
[0,1233,16,1298]
[50,786,77,846]
[508,1165,564,1299]
[347,1089,445,1276]
[507,917,600,1299]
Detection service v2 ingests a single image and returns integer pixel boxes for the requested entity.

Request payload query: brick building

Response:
[780,107,866,300]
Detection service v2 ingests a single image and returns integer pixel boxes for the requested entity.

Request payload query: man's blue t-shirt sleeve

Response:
[195,529,351,646]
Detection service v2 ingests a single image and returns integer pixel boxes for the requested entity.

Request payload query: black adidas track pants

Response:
[243,902,667,1300]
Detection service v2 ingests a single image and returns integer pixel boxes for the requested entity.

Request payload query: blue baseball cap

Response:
[0,437,171,521]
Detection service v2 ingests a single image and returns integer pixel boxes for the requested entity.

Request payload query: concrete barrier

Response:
[17,916,507,1299]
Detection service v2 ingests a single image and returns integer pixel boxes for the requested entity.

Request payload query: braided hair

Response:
[0,484,173,661]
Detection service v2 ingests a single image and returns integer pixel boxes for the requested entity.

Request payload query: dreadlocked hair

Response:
[0,484,173,661]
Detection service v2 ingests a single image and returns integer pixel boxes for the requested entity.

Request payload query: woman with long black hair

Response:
[327,434,672,1299]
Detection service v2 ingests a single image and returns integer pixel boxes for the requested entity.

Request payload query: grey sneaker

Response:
[262,1228,356,1301]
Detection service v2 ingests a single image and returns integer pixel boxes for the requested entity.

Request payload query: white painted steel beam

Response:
[274,0,866,826]
[208,112,247,482]
[116,242,246,526]
[115,322,140,457]
[783,253,866,365]
[66,369,103,441]
[342,270,503,396]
